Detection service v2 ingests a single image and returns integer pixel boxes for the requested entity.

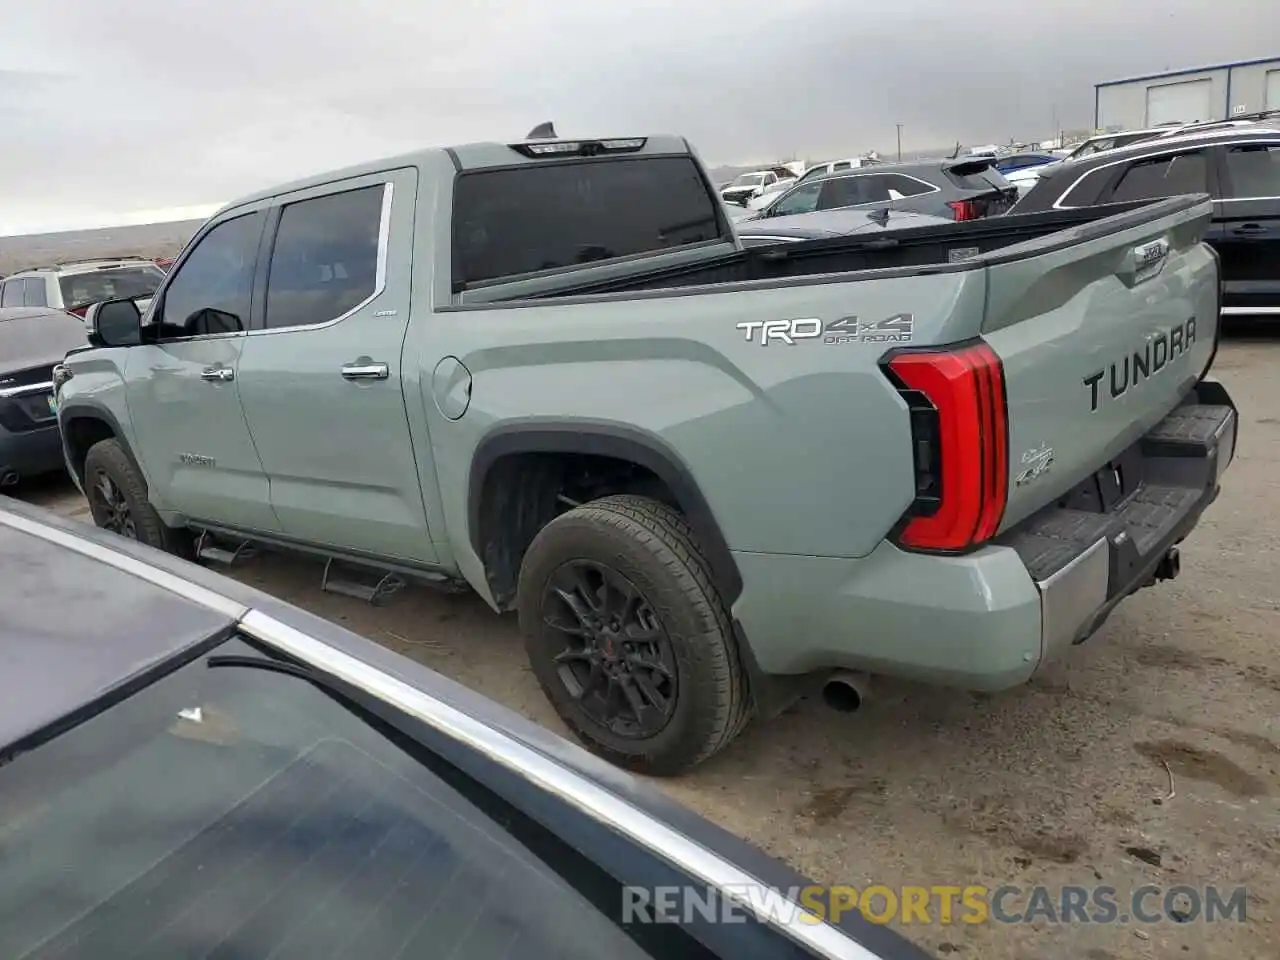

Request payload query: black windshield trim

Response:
[0,626,235,770]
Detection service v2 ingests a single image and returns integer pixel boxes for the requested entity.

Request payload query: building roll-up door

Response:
[1146,79,1214,126]
[1267,70,1280,110]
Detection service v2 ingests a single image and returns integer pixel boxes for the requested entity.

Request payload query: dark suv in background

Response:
[746,157,1017,223]
[1012,125,1280,317]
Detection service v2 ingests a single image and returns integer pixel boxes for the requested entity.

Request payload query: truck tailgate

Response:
[979,196,1220,531]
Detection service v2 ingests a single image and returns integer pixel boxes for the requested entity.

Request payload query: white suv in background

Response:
[0,258,166,319]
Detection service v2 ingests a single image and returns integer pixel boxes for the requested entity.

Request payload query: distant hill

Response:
[0,219,206,276]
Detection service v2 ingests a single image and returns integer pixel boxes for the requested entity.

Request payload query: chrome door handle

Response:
[200,366,234,382]
[341,361,389,381]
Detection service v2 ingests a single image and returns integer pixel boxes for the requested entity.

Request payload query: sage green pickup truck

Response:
[53,133,1237,774]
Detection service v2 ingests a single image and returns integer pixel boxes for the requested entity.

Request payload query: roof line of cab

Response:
[214,133,693,219]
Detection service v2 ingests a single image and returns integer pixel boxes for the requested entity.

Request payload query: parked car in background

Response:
[993,151,1061,198]
[0,307,87,487]
[0,258,166,319]
[734,207,951,246]
[0,497,931,960]
[746,157,1018,223]
[720,167,796,205]
[1012,124,1280,316]
[58,131,1232,776]
[746,156,882,210]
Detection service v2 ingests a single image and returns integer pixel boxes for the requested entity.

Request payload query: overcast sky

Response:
[1,0,1277,234]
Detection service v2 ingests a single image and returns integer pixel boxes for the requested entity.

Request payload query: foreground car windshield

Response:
[0,637,688,960]
[58,266,164,311]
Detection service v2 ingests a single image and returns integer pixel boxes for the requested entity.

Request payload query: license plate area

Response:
[1057,444,1146,514]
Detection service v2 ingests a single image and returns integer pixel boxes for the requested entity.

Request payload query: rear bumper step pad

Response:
[997,381,1236,654]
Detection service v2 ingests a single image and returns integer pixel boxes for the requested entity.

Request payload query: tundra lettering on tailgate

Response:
[1082,318,1196,413]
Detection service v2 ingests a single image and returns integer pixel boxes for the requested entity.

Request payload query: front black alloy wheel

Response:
[517,495,751,776]
[81,437,192,556]
[542,560,677,739]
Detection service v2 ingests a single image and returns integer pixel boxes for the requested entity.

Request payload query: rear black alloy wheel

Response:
[89,471,136,539]
[542,560,677,739]
[517,495,750,776]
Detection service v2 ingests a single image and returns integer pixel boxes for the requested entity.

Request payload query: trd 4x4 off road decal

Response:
[735,314,914,346]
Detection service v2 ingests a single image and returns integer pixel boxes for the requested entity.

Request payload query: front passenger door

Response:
[123,209,283,532]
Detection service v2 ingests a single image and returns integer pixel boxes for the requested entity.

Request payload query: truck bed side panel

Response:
[417,272,982,563]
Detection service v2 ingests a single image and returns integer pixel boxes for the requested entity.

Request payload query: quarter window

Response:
[152,211,265,339]
[264,185,385,330]
[1222,143,1280,198]
[1108,151,1209,203]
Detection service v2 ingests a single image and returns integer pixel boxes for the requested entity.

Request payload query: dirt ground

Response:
[19,333,1280,960]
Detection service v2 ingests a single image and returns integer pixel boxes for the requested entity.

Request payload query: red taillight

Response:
[884,341,1008,552]
[948,199,981,221]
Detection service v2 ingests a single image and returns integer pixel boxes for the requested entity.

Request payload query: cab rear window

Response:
[452,157,724,287]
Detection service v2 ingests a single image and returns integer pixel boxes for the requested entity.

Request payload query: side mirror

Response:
[84,298,142,348]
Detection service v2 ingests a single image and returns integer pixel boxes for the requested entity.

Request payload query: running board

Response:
[195,531,258,566]
[321,558,406,605]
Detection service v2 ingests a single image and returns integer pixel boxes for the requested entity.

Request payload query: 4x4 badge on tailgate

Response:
[735,313,914,346]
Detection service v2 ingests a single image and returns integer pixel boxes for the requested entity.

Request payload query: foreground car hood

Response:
[0,495,935,960]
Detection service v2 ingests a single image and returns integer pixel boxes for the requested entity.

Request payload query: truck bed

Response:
[522,199,1171,299]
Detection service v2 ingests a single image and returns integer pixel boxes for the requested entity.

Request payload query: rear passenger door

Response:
[1212,140,1280,315]
[234,168,437,564]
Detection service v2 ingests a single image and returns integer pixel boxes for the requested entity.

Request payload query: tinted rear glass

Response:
[0,311,88,369]
[453,157,724,286]
[1110,152,1208,202]
[58,266,164,311]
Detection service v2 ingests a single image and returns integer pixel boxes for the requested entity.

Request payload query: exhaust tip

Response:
[821,672,867,713]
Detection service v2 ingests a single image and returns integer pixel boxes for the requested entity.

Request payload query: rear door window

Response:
[1107,151,1209,202]
[452,157,723,287]
[817,173,934,208]
[23,279,47,307]
[263,184,385,330]
[1221,143,1280,198]
[1,281,24,308]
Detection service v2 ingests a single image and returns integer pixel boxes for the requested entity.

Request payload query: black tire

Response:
[517,494,750,775]
[83,438,192,556]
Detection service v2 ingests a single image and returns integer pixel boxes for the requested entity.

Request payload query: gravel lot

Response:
[18,333,1279,960]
